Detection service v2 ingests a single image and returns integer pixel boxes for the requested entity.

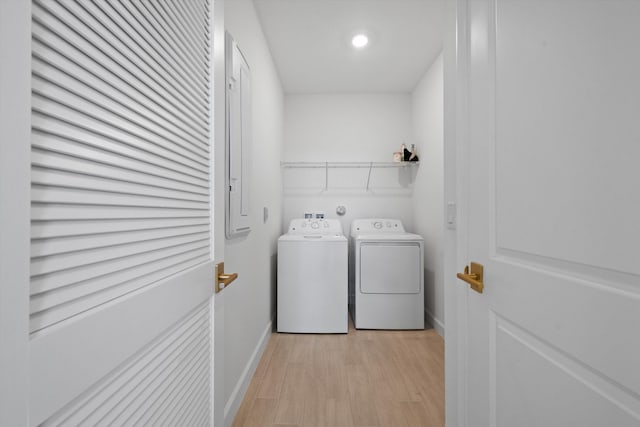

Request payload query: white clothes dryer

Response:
[349,219,424,330]
[278,218,348,333]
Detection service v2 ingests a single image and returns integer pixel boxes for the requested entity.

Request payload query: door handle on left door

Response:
[215,262,238,293]
[457,262,484,293]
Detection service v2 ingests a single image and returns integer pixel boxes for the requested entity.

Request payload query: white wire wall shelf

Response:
[280,161,419,169]
[280,161,419,192]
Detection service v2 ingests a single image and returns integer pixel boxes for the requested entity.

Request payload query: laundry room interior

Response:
[4,1,636,425]
[222,0,446,423]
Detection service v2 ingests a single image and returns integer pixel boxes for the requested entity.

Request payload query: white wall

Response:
[224,0,283,423]
[283,94,415,235]
[411,52,445,335]
[284,94,413,162]
[282,64,445,334]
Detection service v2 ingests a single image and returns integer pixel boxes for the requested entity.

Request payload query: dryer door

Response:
[359,242,422,294]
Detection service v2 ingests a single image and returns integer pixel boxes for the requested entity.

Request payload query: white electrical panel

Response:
[226,32,251,238]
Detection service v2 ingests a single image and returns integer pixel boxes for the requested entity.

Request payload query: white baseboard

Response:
[224,319,273,427]
[425,309,445,338]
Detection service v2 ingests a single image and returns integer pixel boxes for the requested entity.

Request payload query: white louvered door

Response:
[25,1,215,425]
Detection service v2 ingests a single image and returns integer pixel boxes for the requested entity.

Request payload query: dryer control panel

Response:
[351,218,406,234]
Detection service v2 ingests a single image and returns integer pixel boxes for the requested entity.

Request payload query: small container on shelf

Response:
[409,144,419,162]
[402,143,412,161]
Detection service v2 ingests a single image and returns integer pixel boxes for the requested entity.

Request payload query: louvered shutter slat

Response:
[32,217,210,239]
[38,304,211,425]
[31,0,212,334]
[31,127,210,188]
[31,11,209,134]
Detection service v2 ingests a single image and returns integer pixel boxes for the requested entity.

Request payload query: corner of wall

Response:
[224,319,273,427]
[223,0,285,420]
[411,52,445,337]
[425,308,445,338]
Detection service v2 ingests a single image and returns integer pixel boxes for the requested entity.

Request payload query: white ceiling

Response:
[252,0,445,94]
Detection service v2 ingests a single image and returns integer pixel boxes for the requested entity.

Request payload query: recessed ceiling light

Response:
[351,34,369,48]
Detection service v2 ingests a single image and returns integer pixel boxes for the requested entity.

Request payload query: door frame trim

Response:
[444,0,471,425]
[211,0,227,426]
[0,1,31,425]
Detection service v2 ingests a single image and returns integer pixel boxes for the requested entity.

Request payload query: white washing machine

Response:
[350,218,424,330]
[278,218,348,333]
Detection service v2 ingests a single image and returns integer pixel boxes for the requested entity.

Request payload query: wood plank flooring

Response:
[231,320,444,427]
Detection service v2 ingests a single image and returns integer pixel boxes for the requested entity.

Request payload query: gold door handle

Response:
[216,262,238,293]
[456,262,484,294]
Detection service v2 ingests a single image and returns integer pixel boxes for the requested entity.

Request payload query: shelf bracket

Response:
[324,161,328,191]
[366,162,373,191]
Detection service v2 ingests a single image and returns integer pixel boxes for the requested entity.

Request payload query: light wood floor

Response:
[231,319,445,427]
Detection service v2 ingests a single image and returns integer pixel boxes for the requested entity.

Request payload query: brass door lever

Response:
[456,262,484,293]
[215,262,238,293]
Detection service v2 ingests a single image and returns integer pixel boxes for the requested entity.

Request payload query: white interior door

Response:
[1,1,218,425]
[455,0,640,425]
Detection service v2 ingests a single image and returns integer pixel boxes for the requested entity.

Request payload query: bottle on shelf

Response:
[402,143,412,161]
[409,144,419,162]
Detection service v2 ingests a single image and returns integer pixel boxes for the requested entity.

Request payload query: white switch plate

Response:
[446,202,456,229]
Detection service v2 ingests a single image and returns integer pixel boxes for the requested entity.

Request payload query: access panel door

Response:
[360,243,422,294]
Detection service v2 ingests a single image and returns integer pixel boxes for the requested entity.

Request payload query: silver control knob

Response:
[373,221,382,229]
[311,222,320,229]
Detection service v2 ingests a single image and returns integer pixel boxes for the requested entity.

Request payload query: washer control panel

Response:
[351,218,406,234]
[287,218,343,235]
